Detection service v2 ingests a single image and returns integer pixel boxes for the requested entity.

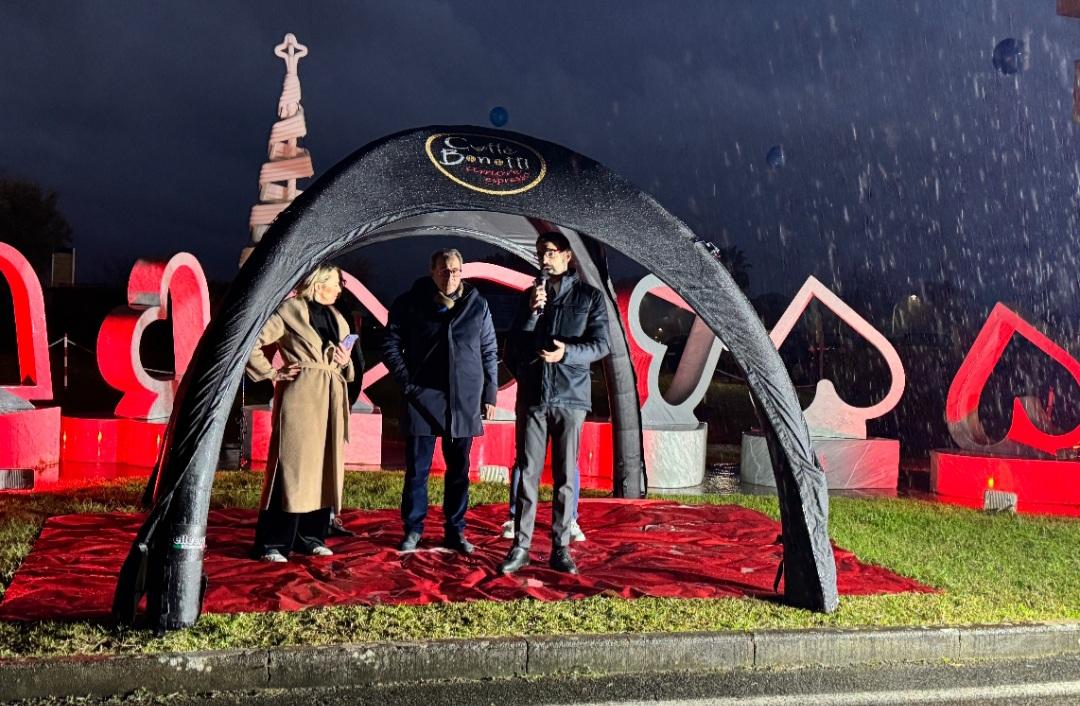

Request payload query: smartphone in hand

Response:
[341,333,360,352]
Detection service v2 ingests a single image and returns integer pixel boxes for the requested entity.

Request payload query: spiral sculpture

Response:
[242,34,314,265]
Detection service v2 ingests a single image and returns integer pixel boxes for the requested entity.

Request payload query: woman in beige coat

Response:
[246,265,355,562]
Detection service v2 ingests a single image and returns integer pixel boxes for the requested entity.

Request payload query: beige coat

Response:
[246,298,354,513]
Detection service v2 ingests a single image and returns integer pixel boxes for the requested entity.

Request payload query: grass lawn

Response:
[0,470,1077,658]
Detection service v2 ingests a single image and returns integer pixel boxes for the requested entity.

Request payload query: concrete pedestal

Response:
[930,449,1080,517]
[60,416,164,466]
[740,431,899,490]
[430,419,616,491]
[0,406,61,470]
[643,423,707,489]
[435,422,705,491]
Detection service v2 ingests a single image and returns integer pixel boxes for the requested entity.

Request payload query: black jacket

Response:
[382,278,498,438]
[506,270,610,411]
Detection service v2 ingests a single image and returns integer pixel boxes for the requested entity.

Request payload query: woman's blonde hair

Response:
[295,265,342,301]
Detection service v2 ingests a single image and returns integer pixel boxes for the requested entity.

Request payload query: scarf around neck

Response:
[433,283,464,312]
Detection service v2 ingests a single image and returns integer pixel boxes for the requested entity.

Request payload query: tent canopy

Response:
[114,125,837,630]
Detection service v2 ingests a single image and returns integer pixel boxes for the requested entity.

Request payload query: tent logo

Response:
[171,533,205,551]
[425,133,546,196]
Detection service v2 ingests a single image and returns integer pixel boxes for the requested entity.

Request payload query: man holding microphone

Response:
[500,232,610,575]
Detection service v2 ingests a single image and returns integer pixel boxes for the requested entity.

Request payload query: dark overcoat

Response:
[382,278,498,438]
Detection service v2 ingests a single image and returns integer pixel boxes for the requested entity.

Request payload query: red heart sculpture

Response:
[946,303,1080,456]
[96,253,210,420]
[0,242,52,401]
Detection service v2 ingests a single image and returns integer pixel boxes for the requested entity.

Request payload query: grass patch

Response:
[0,470,1076,658]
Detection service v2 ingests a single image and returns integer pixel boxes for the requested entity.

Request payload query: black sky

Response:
[1,0,1079,317]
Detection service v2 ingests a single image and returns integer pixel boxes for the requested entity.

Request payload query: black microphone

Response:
[534,267,551,312]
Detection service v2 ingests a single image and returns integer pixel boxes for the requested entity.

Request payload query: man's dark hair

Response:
[536,231,571,252]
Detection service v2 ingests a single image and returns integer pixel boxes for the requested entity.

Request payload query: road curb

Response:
[0,623,1077,701]
[267,638,528,688]
[752,626,962,667]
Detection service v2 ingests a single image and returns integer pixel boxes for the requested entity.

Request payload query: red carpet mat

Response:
[0,500,932,622]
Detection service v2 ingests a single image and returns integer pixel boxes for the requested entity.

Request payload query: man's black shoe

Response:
[499,546,530,574]
[328,517,356,538]
[549,546,578,574]
[398,531,422,551]
[442,532,476,555]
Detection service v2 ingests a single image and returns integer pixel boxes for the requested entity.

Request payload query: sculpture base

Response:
[930,450,1080,517]
[0,406,61,470]
[0,468,36,490]
[643,423,707,489]
[244,406,383,468]
[60,416,164,466]
[431,419,614,491]
[740,431,899,490]
[28,461,151,490]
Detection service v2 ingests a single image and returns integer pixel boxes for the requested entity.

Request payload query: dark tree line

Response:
[0,177,74,279]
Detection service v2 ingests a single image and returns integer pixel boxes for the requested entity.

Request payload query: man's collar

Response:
[549,268,577,284]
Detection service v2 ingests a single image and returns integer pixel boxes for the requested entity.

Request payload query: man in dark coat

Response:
[382,248,499,554]
[499,232,610,575]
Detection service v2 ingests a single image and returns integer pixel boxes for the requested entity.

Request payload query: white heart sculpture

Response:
[769,276,906,439]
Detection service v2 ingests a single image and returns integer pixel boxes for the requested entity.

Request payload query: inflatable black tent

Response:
[114,126,838,629]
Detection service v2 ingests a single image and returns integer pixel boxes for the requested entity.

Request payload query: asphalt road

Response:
[9,655,1080,705]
